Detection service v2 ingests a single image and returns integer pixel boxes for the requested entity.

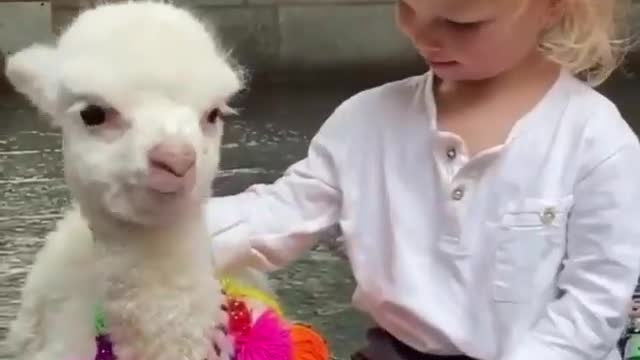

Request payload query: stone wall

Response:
[2,0,640,87]
[49,0,640,80]
[627,0,640,66]
[50,0,424,82]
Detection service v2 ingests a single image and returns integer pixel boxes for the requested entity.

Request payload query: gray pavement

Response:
[1,71,639,359]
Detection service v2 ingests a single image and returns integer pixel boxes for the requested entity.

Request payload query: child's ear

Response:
[5,44,62,122]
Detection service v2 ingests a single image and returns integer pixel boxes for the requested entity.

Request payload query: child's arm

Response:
[205,108,346,273]
[503,141,640,360]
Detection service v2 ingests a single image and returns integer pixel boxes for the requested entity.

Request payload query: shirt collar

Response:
[422,69,574,144]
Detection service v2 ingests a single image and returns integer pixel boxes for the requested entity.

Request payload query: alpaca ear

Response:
[5,44,62,122]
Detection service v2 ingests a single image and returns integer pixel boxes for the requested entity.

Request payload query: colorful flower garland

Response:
[90,276,329,360]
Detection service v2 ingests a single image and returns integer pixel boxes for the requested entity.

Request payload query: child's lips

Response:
[429,60,458,66]
[417,49,457,66]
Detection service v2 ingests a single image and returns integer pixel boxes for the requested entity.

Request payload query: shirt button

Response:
[540,208,556,224]
[446,147,457,160]
[451,186,465,201]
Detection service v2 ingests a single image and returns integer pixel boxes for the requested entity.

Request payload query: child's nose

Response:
[415,30,444,52]
[411,20,447,49]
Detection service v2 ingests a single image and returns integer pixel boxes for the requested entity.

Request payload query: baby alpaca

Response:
[5,2,250,359]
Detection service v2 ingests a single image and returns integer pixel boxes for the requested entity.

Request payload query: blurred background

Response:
[1,1,640,359]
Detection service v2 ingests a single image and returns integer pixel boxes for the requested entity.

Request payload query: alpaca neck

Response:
[89,207,212,269]
[86,206,221,360]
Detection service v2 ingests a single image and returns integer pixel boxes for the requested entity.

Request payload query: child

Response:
[206,0,640,359]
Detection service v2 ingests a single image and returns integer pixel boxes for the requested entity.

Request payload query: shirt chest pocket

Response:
[489,195,574,303]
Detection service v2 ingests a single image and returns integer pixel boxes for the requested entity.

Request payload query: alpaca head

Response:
[5,1,243,226]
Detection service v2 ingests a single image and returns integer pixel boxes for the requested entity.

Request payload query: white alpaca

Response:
[4,2,269,359]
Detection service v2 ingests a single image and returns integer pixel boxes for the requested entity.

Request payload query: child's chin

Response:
[430,65,499,82]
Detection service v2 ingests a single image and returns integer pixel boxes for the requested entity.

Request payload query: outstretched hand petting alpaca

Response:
[3,2,328,360]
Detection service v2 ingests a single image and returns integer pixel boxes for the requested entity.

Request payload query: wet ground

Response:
[1,71,639,359]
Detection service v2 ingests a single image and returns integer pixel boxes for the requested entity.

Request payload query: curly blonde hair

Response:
[536,0,635,86]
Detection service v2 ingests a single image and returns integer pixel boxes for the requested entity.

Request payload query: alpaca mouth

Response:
[147,167,195,194]
[152,160,181,177]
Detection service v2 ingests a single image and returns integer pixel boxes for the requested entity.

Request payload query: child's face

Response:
[397,0,560,81]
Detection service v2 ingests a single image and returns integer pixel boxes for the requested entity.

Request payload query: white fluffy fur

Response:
[4,2,268,359]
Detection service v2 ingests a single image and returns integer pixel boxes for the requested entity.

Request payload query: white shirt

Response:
[205,70,640,360]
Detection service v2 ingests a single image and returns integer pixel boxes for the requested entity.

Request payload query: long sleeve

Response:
[205,111,345,272]
[502,142,640,360]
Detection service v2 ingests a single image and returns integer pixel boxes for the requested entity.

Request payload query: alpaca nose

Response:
[147,140,196,194]
[148,141,196,177]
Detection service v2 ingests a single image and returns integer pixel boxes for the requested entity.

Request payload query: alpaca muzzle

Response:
[147,140,196,194]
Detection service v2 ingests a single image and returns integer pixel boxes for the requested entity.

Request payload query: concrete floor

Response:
[1,71,639,359]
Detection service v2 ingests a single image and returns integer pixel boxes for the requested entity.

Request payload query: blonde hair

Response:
[534,0,635,86]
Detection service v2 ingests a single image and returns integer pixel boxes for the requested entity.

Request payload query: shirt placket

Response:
[434,132,503,255]
[435,132,470,255]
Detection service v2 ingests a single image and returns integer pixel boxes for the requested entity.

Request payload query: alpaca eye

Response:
[207,108,220,124]
[80,104,107,126]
